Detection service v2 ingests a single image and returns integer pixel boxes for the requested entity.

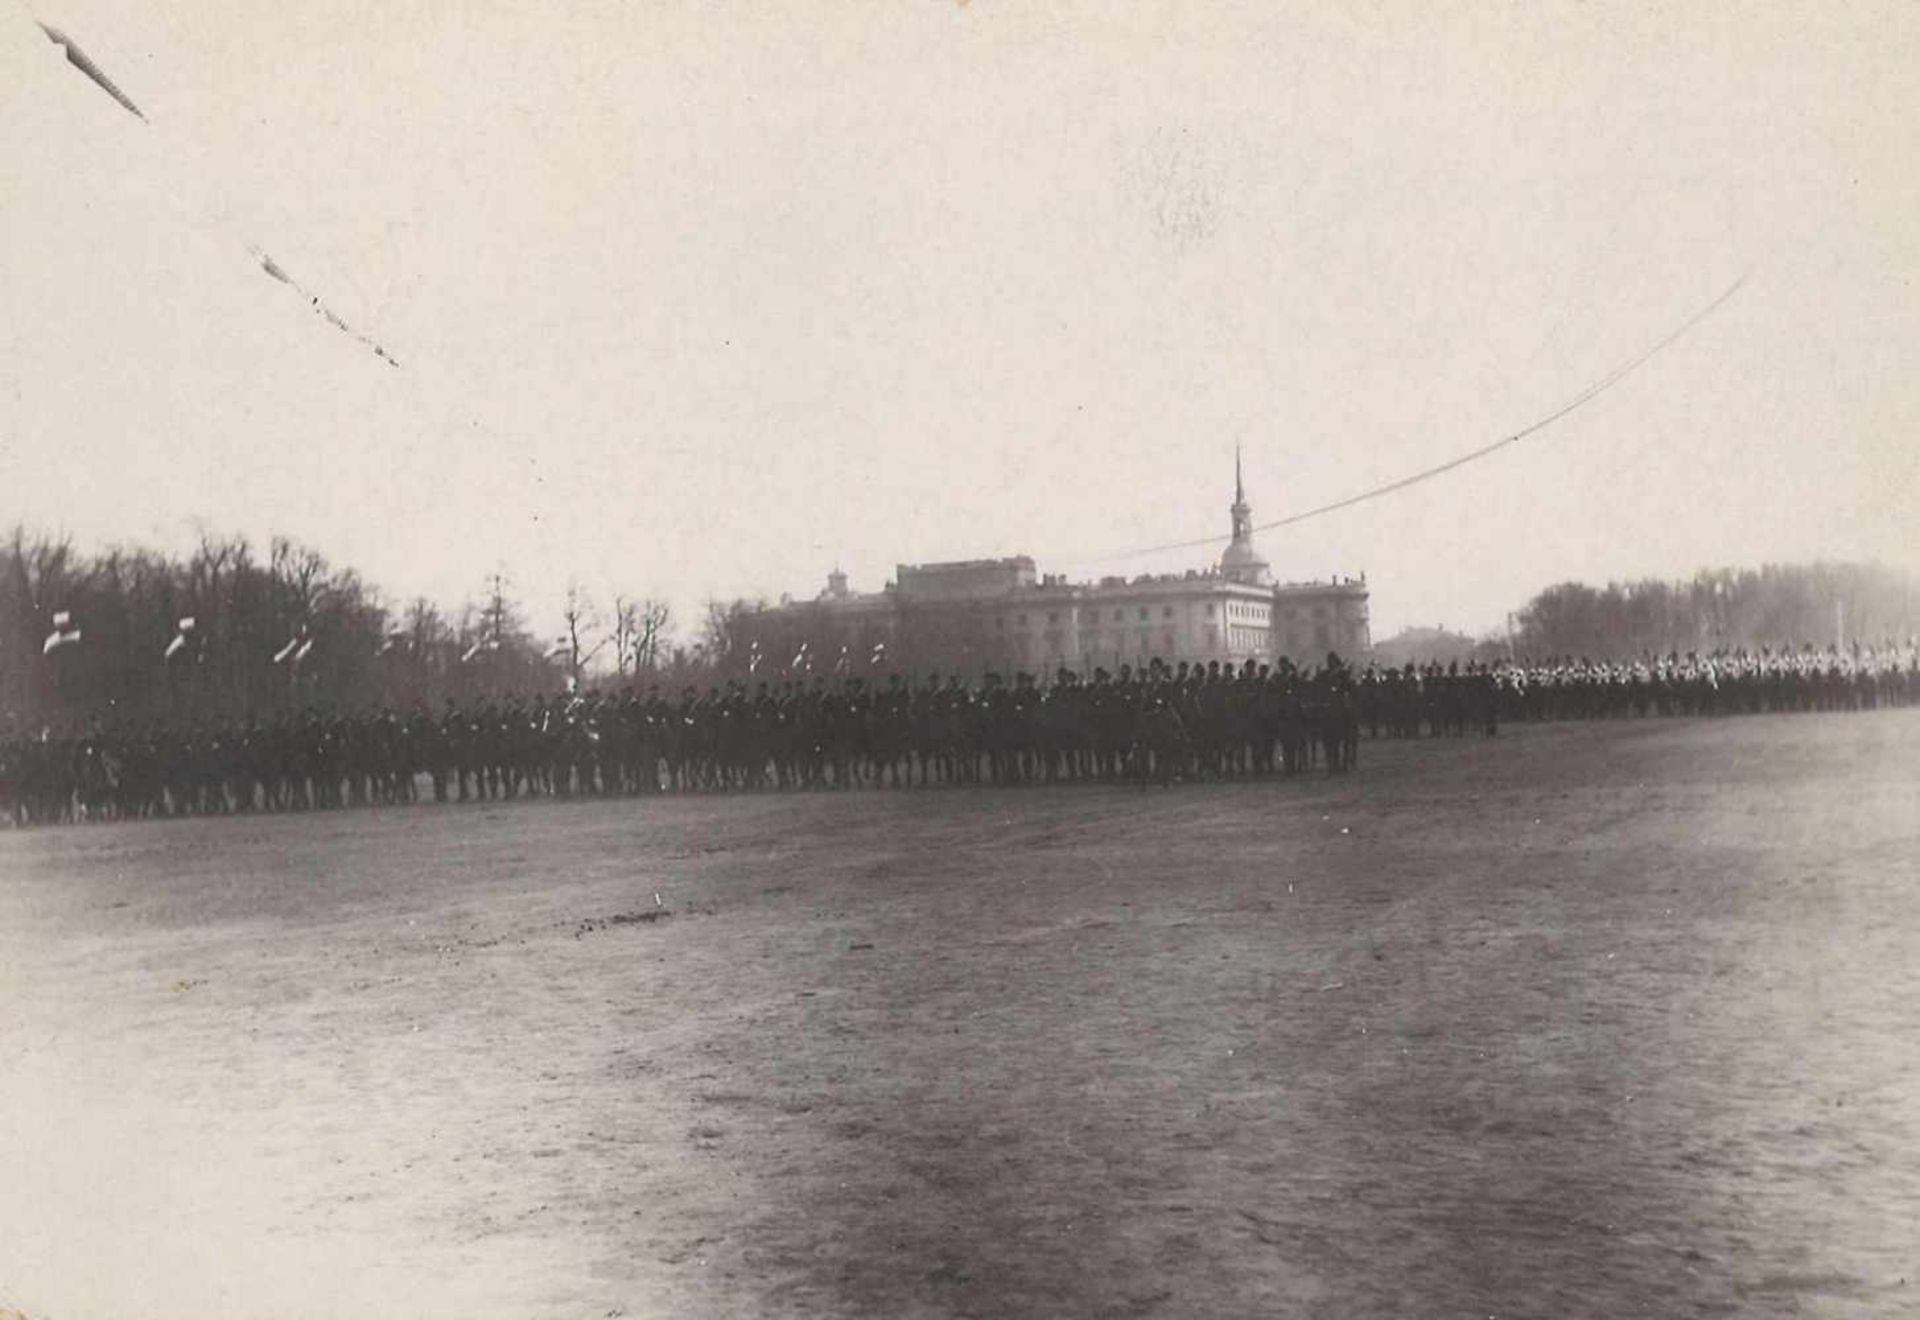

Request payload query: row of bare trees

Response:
[554,585,675,689]
[1508,562,1919,660]
[0,526,688,728]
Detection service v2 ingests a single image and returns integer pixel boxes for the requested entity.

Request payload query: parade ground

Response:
[2,713,1917,1319]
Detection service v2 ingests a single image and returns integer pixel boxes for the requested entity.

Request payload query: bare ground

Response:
[2,713,1918,1319]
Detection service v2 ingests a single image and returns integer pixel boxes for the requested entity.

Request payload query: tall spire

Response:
[1220,447,1272,586]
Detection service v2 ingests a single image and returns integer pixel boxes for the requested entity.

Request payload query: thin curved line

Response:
[1086,268,1754,563]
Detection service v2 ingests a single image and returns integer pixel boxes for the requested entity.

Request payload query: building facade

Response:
[731,460,1370,678]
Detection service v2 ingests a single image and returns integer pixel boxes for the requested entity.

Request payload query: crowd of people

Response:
[6,657,1363,824]
[2,642,1912,827]
[1388,642,1917,730]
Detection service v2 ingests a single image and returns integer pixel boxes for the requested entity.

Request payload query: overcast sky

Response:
[4,1,1915,644]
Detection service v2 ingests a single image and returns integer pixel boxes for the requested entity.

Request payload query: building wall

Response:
[1272,583,1371,664]
[730,569,1368,680]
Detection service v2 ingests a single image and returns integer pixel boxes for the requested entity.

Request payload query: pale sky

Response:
[4,1,1916,644]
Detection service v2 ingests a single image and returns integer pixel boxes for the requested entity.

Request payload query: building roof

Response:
[1219,535,1272,580]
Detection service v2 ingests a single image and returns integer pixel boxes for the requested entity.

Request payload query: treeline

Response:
[1508,562,1918,660]
[1,527,687,727]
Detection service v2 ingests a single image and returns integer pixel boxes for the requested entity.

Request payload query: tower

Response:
[1219,445,1273,586]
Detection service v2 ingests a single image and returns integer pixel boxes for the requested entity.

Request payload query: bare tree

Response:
[269,536,330,623]
[612,596,638,677]
[558,583,606,688]
[6,525,78,616]
[404,597,446,652]
[700,598,763,676]
[611,594,673,677]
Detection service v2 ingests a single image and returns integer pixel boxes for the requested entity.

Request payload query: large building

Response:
[732,458,1370,678]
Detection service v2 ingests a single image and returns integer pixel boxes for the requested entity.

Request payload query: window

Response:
[1138,607,1148,621]
[1047,612,1059,625]
[1162,606,1173,619]
[1205,625,1217,645]
[997,616,1006,630]
[1113,609,1123,622]
[1017,613,1027,626]
[1206,604,1216,618]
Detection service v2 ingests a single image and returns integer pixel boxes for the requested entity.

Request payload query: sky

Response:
[3,1,1916,646]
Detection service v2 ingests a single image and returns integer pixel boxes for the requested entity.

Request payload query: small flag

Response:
[273,635,300,664]
[164,616,198,661]
[52,611,72,629]
[294,637,314,662]
[43,626,82,655]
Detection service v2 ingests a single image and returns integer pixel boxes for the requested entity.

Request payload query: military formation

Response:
[1357,642,1918,736]
[1355,643,1917,736]
[3,642,1913,827]
[1494,645,1917,721]
[0,657,1367,825]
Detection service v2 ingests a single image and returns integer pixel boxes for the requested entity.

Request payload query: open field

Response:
[3,714,1918,1319]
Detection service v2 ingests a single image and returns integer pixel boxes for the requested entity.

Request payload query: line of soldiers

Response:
[1,657,1365,826]
[1356,643,1918,735]
[7,642,1911,827]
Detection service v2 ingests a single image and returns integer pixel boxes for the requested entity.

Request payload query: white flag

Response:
[164,633,187,660]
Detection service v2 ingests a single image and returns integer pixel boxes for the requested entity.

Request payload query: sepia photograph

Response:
[3,2,1917,1316]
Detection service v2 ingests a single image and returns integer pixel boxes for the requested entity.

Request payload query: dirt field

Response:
[3,713,1917,1319]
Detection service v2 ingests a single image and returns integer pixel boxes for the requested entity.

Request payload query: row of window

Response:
[993,600,1305,630]
[999,606,1186,629]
